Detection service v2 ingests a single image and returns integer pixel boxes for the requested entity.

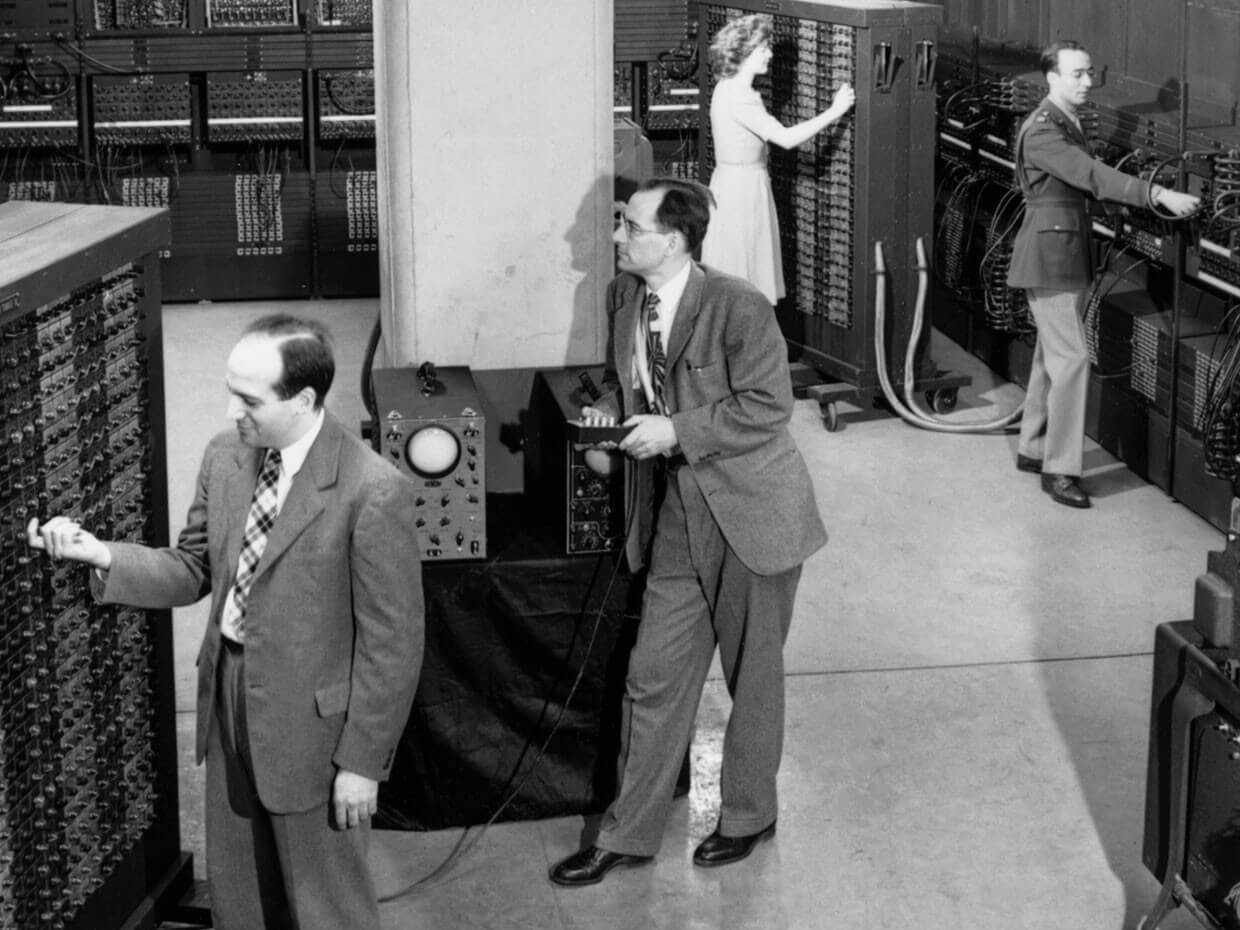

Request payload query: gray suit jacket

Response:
[599,262,828,574]
[96,413,424,813]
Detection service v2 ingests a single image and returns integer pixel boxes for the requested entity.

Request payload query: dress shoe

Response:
[1016,454,1043,474]
[1041,473,1091,509]
[548,846,652,886]
[692,822,776,867]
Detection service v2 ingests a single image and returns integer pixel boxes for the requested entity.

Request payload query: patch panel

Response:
[314,0,371,27]
[0,201,182,930]
[206,71,303,143]
[317,69,374,141]
[205,0,295,28]
[91,74,192,146]
[91,0,187,31]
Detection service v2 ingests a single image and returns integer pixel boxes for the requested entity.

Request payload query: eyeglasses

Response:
[617,216,668,238]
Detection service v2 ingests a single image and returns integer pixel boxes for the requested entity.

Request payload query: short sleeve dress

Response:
[700,77,788,305]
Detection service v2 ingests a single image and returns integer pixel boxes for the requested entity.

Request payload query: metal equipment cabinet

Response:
[699,0,967,426]
[0,202,192,930]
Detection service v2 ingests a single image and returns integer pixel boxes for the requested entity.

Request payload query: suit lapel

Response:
[250,415,338,582]
[665,262,704,371]
[616,279,639,414]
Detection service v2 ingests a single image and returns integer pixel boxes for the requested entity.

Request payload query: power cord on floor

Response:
[378,487,637,902]
[874,237,1024,432]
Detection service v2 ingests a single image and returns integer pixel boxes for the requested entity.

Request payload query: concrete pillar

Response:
[373,1,614,370]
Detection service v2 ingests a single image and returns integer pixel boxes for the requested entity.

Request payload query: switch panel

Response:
[0,202,181,930]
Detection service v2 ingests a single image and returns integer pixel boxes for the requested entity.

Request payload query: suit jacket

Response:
[1007,97,1149,291]
[95,412,424,814]
[597,262,828,575]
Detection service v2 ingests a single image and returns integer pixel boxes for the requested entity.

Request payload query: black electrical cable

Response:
[977,184,1032,334]
[1083,247,1148,378]
[322,72,371,117]
[1208,150,1240,232]
[1143,154,1203,221]
[6,49,71,100]
[377,499,637,903]
[360,314,380,423]
[51,35,133,77]
[1201,306,1240,483]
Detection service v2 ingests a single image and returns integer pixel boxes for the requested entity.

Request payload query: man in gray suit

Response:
[28,315,424,930]
[549,177,828,886]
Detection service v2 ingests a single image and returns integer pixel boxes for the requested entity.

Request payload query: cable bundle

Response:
[1200,305,1240,483]
[933,161,981,295]
[1207,148,1240,246]
[1082,244,1148,374]
[977,185,1033,335]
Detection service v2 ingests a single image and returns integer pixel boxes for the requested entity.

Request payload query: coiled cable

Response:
[873,237,1023,433]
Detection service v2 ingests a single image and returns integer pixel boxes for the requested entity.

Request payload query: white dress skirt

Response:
[700,78,788,305]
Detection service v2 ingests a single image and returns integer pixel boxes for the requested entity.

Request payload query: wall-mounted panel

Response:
[1125,0,1182,98]
[1185,1,1240,116]
[616,0,688,61]
[940,0,1046,50]
[1047,0,1125,82]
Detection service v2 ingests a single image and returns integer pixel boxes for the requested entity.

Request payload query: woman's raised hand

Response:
[830,83,856,117]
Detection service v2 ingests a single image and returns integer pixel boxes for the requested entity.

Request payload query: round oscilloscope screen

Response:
[404,425,461,479]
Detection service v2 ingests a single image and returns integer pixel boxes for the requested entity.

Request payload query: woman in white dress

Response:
[700,14,855,305]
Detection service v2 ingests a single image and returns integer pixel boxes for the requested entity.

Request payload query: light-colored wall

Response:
[374,1,614,372]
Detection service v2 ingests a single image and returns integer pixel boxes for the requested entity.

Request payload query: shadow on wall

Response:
[564,172,618,370]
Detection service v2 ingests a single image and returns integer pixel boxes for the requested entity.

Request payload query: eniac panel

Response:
[701,0,943,393]
[0,201,189,930]
[0,0,74,33]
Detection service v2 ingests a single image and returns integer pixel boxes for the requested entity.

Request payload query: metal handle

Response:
[873,42,894,93]
[916,40,936,88]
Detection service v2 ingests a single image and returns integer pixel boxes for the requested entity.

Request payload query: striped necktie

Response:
[224,449,282,643]
[643,291,667,415]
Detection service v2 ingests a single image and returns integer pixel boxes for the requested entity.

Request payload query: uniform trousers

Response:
[596,464,802,857]
[207,639,379,930]
[1018,287,1089,476]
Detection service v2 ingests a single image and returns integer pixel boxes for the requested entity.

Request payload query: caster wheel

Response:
[823,403,840,432]
[927,388,958,414]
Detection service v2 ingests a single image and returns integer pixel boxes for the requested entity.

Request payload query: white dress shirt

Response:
[633,259,692,411]
[219,410,325,642]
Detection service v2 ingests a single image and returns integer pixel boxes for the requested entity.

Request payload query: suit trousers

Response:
[596,465,802,857]
[1018,287,1089,476]
[206,640,379,930]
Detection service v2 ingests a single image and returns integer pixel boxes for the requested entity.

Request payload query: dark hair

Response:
[1041,40,1084,77]
[709,14,772,79]
[636,177,717,253]
[243,314,335,408]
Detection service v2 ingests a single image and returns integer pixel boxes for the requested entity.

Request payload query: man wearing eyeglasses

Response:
[548,177,828,885]
[1008,39,1200,509]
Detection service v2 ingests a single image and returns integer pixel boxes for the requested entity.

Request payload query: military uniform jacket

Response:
[1006,97,1149,290]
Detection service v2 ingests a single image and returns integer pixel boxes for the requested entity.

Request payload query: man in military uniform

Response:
[1007,40,1199,508]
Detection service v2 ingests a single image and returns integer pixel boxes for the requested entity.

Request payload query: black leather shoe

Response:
[1016,454,1043,474]
[692,822,776,868]
[549,846,652,886]
[1041,473,1091,509]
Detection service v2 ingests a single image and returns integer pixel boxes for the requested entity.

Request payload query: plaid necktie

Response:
[643,291,667,415]
[224,449,282,643]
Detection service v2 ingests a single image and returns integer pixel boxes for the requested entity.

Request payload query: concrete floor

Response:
[158,299,1220,930]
